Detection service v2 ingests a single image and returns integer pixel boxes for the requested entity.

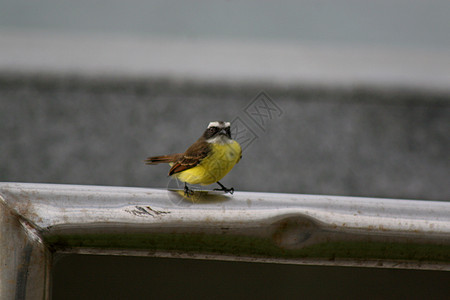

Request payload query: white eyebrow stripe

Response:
[208,121,230,128]
[208,122,220,128]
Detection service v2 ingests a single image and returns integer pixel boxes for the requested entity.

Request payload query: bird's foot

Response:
[214,182,234,194]
[214,187,234,194]
[184,184,194,197]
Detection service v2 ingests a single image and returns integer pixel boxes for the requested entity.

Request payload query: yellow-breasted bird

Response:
[145,121,242,195]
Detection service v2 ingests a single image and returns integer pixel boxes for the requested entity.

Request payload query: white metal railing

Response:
[1,182,449,299]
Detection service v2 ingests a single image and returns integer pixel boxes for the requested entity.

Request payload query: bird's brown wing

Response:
[169,139,211,176]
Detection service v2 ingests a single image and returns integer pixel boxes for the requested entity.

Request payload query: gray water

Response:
[1,75,449,201]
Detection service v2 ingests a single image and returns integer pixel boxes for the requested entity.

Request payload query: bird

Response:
[145,121,242,195]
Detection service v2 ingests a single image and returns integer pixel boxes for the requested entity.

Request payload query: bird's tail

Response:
[145,154,180,165]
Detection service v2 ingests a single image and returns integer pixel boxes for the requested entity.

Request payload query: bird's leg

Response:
[214,181,234,194]
[184,183,194,196]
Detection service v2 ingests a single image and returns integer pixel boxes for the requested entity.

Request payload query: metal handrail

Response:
[1,182,449,299]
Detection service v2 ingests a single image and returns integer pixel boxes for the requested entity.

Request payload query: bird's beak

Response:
[219,128,231,138]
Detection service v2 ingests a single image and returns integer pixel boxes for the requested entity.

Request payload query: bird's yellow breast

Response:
[174,140,241,185]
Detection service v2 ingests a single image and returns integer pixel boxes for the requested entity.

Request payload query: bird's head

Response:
[203,121,232,141]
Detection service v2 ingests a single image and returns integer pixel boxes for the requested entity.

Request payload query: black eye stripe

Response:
[203,125,232,139]
[207,126,231,133]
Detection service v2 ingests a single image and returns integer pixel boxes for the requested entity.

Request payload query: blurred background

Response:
[1,1,449,299]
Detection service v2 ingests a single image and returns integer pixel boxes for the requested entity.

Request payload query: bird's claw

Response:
[184,185,194,197]
[214,187,234,194]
